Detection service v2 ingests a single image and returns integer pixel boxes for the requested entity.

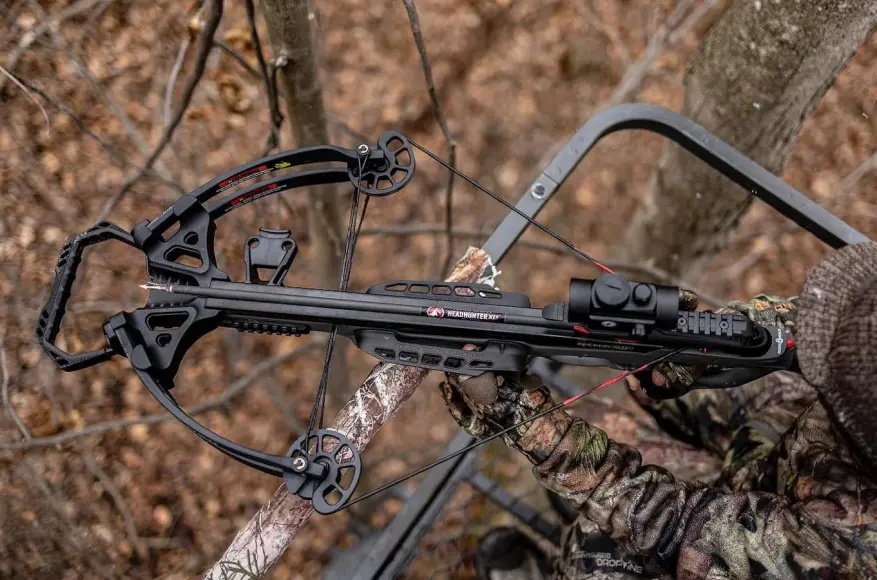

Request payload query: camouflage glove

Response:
[637,294,798,397]
[440,372,573,464]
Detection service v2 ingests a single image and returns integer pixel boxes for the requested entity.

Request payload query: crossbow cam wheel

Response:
[283,429,362,515]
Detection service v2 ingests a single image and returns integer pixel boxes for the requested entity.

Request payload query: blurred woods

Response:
[1,0,876,579]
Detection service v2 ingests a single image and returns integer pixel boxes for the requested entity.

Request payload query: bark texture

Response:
[260,0,350,395]
[204,248,495,579]
[260,0,344,288]
[617,0,877,277]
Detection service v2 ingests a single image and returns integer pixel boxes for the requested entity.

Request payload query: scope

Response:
[568,274,679,337]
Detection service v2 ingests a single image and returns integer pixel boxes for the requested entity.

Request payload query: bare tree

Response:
[616,1,877,277]
[259,0,350,394]
[259,0,344,288]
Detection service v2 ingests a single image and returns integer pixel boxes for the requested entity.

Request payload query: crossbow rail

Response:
[339,103,868,579]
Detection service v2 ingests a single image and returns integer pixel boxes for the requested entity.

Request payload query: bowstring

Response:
[305,153,370,442]
[407,138,616,275]
[342,348,684,509]
[308,137,613,443]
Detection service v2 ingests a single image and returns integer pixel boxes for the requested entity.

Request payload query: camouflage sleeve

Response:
[441,373,877,578]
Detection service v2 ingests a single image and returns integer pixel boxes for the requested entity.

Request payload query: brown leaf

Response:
[222,27,253,51]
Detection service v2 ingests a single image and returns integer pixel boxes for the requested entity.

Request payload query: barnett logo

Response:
[426,306,445,318]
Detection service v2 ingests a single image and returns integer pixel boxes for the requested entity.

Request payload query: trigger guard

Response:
[640,366,778,400]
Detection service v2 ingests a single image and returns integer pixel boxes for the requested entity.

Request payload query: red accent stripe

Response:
[230,183,278,206]
[561,362,650,406]
[593,261,615,274]
[219,164,269,188]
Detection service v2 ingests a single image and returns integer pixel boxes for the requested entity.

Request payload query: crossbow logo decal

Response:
[36,104,868,515]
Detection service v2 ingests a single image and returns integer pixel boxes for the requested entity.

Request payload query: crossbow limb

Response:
[37,104,869,515]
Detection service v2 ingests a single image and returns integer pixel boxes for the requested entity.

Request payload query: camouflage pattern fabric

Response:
[555,518,653,579]
[440,246,877,579]
[640,294,798,400]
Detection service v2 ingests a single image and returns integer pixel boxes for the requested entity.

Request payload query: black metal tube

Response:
[161,282,562,329]
[483,103,868,262]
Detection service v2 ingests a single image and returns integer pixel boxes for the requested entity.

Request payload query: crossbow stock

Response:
[37,104,868,515]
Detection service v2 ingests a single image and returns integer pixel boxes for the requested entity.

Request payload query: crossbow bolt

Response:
[141,282,173,292]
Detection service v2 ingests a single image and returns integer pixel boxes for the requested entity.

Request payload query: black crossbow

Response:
[36,104,868,515]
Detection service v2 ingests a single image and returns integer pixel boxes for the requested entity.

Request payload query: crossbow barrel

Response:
[206,105,868,575]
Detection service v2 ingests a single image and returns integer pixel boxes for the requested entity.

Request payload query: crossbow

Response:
[37,104,868,515]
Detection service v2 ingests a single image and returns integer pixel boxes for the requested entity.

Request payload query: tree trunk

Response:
[260,0,349,393]
[260,0,343,286]
[617,0,877,277]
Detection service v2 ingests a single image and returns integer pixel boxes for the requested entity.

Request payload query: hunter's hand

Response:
[439,370,573,463]
[635,294,797,397]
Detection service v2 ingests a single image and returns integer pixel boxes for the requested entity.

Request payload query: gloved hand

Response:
[439,371,572,463]
[439,292,797,442]
[634,293,797,398]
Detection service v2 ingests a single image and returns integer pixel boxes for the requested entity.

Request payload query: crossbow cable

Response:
[36,104,869,515]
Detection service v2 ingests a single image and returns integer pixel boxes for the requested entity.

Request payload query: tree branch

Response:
[97,0,223,221]
[216,39,260,79]
[0,64,49,133]
[0,0,107,92]
[260,58,287,158]
[582,0,631,68]
[724,148,877,280]
[204,248,493,579]
[0,334,31,440]
[12,77,186,195]
[82,447,147,561]
[608,0,704,105]
[0,340,320,453]
[245,0,284,155]
[163,34,191,128]
[327,111,370,144]
[23,0,173,180]
[401,0,458,278]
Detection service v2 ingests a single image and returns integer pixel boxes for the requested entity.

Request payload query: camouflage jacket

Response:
[441,247,877,579]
